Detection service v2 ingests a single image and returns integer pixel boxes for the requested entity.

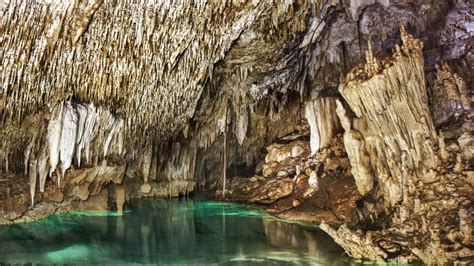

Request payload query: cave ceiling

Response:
[1,0,471,145]
[1,0,319,140]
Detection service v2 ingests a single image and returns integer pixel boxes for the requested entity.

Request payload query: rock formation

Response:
[0,159,125,224]
[320,26,472,264]
[0,0,472,264]
[305,96,343,155]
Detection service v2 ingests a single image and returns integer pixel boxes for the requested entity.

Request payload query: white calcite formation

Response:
[59,102,78,186]
[47,103,63,177]
[79,103,98,164]
[338,26,437,207]
[22,101,124,203]
[75,104,89,166]
[235,105,248,146]
[37,145,49,192]
[336,100,373,196]
[23,138,35,176]
[305,96,342,156]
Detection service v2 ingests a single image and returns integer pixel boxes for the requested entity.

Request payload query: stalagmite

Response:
[59,102,78,185]
[336,27,437,207]
[431,62,471,125]
[438,131,449,162]
[47,102,63,177]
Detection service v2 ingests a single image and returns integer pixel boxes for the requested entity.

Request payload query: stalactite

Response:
[222,103,228,198]
[70,0,105,46]
[116,185,126,214]
[305,96,342,156]
[140,143,153,194]
[75,103,88,166]
[80,103,97,165]
[149,143,158,181]
[235,105,248,146]
[117,126,125,156]
[23,137,36,176]
[28,157,37,207]
[47,102,63,178]
[59,102,78,185]
[37,145,49,193]
[305,101,321,155]
[103,118,123,158]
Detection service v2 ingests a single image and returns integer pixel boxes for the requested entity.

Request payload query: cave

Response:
[0,0,473,264]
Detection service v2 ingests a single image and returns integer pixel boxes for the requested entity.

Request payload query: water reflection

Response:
[0,198,349,264]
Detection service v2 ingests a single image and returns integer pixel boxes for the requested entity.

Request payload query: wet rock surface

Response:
[0,160,125,225]
[223,135,362,227]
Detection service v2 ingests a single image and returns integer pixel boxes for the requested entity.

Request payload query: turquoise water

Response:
[0,198,350,265]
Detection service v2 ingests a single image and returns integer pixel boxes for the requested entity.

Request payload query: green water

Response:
[0,198,350,265]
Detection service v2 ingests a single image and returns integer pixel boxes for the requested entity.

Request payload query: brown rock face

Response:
[0,162,125,225]
[431,62,471,126]
[225,133,362,226]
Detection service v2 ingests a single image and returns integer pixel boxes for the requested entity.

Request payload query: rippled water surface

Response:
[0,198,350,265]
